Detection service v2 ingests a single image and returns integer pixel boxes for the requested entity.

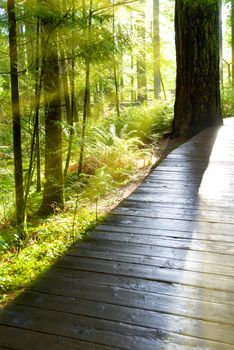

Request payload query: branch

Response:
[93,0,139,16]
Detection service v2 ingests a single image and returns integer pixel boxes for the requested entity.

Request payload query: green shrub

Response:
[104,100,173,143]
[221,84,234,118]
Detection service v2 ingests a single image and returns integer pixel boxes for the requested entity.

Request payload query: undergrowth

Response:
[221,84,234,118]
[0,101,173,306]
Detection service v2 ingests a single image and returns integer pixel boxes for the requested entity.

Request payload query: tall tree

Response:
[153,0,160,98]
[78,0,93,176]
[39,3,64,214]
[219,0,223,84]
[232,0,234,84]
[136,10,147,103]
[112,0,120,116]
[7,0,25,228]
[172,0,223,137]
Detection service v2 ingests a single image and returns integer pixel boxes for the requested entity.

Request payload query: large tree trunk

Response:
[153,0,160,99]
[7,0,25,228]
[39,13,64,215]
[172,0,222,137]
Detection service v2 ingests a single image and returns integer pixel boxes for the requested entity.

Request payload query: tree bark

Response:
[172,0,223,138]
[39,12,64,215]
[7,0,25,228]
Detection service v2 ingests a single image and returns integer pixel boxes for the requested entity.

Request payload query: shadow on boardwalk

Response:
[1,120,234,350]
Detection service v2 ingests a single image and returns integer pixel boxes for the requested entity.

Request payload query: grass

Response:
[0,208,100,305]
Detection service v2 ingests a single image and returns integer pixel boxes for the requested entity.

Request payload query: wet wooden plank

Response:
[25,279,234,326]
[44,267,234,306]
[88,228,234,254]
[113,205,234,224]
[74,238,234,267]
[55,254,234,291]
[67,245,234,277]
[0,325,117,350]
[0,304,197,350]
[118,199,234,219]
[12,290,234,346]
[104,215,234,236]
[96,223,234,242]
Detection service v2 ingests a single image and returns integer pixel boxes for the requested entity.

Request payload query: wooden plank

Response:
[68,245,234,277]
[127,192,234,206]
[120,199,234,216]
[90,227,234,255]
[0,325,117,350]
[55,254,234,292]
[134,186,234,198]
[0,304,206,350]
[74,239,234,267]
[12,290,234,345]
[1,324,231,350]
[113,205,234,225]
[96,223,234,242]
[104,215,234,236]
[74,238,234,267]
[25,278,234,326]
[44,266,234,306]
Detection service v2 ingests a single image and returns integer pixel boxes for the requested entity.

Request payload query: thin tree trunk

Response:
[78,61,90,176]
[60,0,74,180]
[112,0,120,115]
[7,0,25,229]
[63,59,74,178]
[78,0,92,176]
[61,47,74,179]
[130,11,135,102]
[64,0,77,178]
[159,70,166,100]
[153,0,160,98]
[136,10,147,103]
[24,17,43,203]
[70,0,78,123]
[137,59,147,103]
[35,9,42,192]
[219,0,223,84]
[232,0,234,84]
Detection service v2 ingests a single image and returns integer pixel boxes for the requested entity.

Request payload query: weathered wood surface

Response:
[1,119,234,349]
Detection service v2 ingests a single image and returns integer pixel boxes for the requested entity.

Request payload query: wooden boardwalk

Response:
[1,119,234,350]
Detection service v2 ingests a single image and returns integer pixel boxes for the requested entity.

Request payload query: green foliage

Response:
[0,151,14,223]
[0,123,12,146]
[0,208,98,305]
[106,101,173,143]
[221,84,234,117]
